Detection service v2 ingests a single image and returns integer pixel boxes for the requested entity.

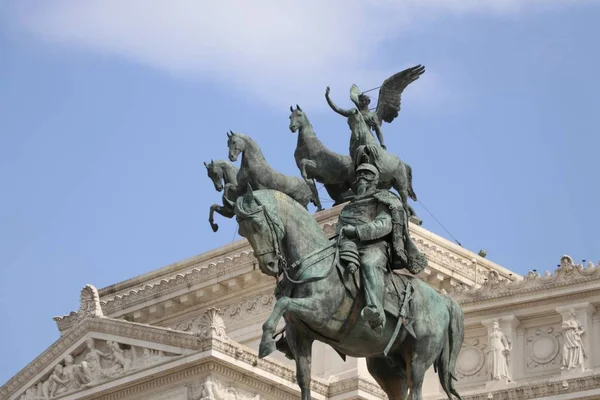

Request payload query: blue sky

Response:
[1,0,599,385]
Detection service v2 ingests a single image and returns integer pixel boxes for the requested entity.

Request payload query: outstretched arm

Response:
[325,87,352,117]
[373,123,386,149]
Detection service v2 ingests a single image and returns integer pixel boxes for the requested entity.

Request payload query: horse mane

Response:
[256,190,325,239]
[234,133,266,160]
[213,159,239,173]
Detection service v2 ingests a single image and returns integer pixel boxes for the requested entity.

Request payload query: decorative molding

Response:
[18,338,182,400]
[526,326,562,371]
[3,315,336,400]
[459,372,600,400]
[78,212,515,320]
[0,318,202,400]
[196,308,229,341]
[451,255,600,304]
[327,376,386,398]
[172,293,275,332]
[457,338,488,381]
[99,250,256,315]
[188,377,260,400]
[54,285,105,335]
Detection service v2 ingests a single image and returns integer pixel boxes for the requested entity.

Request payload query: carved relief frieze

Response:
[18,338,181,399]
[188,377,260,400]
[526,326,562,372]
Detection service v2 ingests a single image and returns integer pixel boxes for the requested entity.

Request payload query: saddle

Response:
[274,240,415,360]
[337,262,416,349]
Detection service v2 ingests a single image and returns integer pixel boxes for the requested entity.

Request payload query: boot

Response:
[361,305,384,334]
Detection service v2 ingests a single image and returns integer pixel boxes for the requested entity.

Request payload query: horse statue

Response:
[204,159,239,232]
[289,105,355,208]
[325,86,420,222]
[226,131,318,210]
[234,186,464,400]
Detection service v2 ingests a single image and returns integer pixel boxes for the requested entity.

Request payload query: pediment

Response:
[2,316,202,400]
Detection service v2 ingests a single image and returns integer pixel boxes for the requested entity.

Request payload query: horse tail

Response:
[405,163,417,201]
[436,295,464,400]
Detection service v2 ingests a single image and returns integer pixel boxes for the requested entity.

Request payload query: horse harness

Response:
[245,204,415,359]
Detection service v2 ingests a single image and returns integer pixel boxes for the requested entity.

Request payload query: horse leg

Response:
[208,204,220,232]
[224,183,238,201]
[407,359,428,400]
[324,183,353,206]
[299,159,323,211]
[366,356,408,400]
[285,325,314,400]
[258,296,324,358]
[406,335,446,399]
[392,181,420,223]
[209,203,235,232]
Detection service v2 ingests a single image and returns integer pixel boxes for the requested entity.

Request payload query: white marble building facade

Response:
[2,204,598,400]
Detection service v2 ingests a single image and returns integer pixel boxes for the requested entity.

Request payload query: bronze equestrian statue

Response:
[234,166,463,400]
[203,65,465,400]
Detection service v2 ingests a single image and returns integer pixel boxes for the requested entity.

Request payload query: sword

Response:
[399,282,416,339]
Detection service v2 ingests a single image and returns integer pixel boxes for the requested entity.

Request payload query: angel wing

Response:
[375,65,425,125]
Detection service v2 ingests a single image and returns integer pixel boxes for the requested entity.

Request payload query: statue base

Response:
[560,367,593,380]
[485,379,517,391]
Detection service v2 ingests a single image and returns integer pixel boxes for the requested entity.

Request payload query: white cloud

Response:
[10,0,591,109]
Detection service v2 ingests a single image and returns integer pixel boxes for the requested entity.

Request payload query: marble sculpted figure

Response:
[487,320,512,382]
[19,338,180,399]
[561,308,586,372]
[205,65,465,400]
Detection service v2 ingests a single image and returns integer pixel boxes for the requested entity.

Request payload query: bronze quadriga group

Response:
[204,65,465,400]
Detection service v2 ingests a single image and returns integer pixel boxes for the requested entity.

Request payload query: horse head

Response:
[226,131,246,162]
[235,185,284,277]
[204,159,224,192]
[289,104,308,133]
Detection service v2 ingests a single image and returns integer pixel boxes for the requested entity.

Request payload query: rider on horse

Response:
[337,162,428,334]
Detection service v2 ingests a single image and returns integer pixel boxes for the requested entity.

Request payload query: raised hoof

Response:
[210,222,219,232]
[258,339,277,358]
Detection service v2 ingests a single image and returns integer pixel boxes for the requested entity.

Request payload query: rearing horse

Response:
[204,159,239,232]
[234,187,464,400]
[289,105,354,208]
[226,131,317,210]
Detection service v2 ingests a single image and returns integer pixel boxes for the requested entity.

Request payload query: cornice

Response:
[455,372,600,400]
[96,203,346,299]
[54,204,522,331]
[453,255,600,306]
[328,376,387,398]
[409,223,517,281]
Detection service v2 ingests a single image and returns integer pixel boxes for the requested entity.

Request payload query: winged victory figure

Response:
[351,65,425,150]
